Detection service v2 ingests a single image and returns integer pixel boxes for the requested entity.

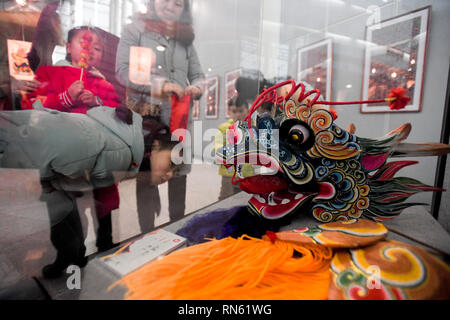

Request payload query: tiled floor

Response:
[0,163,222,289]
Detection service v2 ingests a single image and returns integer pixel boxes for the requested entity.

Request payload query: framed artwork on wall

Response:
[224,68,241,118]
[192,99,200,120]
[361,6,431,113]
[204,76,219,119]
[7,39,34,81]
[297,38,333,101]
[128,46,155,85]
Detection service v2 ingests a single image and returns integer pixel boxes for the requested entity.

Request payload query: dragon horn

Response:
[392,142,450,157]
[385,123,411,141]
[346,123,356,134]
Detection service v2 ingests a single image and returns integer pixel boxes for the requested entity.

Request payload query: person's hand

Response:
[78,89,98,106]
[184,85,202,99]
[67,81,84,101]
[17,79,43,93]
[162,81,184,99]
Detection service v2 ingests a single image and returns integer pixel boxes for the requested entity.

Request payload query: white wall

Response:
[189,0,450,214]
[192,0,262,159]
[278,0,450,210]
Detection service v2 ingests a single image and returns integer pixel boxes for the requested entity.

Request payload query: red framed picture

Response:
[204,76,219,119]
[297,38,333,101]
[224,68,241,118]
[361,6,431,113]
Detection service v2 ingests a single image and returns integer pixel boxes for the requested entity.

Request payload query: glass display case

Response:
[0,0,449,301]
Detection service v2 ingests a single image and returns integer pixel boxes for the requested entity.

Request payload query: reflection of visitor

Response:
[24,27,122,261]
[115,0,205,233]
[25,27,119,112]
[214,96,252,200]
[0,106,143,278]
[135,120,184,232]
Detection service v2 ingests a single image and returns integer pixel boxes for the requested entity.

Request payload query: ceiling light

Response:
[16,0,27,7]
[138,3,147,14]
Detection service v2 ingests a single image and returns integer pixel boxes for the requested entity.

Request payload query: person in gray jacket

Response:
[115,0,205,231]
[0,106,144,278]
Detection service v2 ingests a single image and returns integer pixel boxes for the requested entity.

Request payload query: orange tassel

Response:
[111,235,333,300]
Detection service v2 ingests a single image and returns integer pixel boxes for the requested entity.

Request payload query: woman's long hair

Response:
[146,0,193,25]
[140,0,195,46]
[140,118,180,172]
[27,1,63,71]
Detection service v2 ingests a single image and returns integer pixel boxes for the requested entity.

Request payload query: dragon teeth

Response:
[252,165,277,175]
[294,193,304,200]
[255,194,291,206]
[254,195,266,204]
[236,165,244,178]
[268,192,276,206]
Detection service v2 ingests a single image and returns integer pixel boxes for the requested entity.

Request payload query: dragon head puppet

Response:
[216,80,450,223]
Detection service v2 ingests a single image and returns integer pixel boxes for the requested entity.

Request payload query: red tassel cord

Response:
[316,87,411,110]
[242,80,411,138]
[265,230,278,244]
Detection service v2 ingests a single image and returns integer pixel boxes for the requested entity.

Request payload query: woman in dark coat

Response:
[115,0,205,232]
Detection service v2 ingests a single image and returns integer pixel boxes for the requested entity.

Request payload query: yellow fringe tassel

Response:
[110,235,333,300]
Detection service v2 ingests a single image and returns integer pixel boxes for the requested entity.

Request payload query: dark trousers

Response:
[168,175,187,221]
[42,190,86,264]
[136,173,187,234]
[136,171,160,234]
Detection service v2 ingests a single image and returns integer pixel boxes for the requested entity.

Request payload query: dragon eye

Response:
[280,119,315,151]
[289,125,310,144]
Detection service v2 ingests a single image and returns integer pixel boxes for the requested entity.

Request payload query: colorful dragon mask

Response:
[216,80,450,223]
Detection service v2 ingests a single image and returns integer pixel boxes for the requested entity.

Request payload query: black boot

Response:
[42,208,88,279]
[96,213,116,252]
[42,253,88,279]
